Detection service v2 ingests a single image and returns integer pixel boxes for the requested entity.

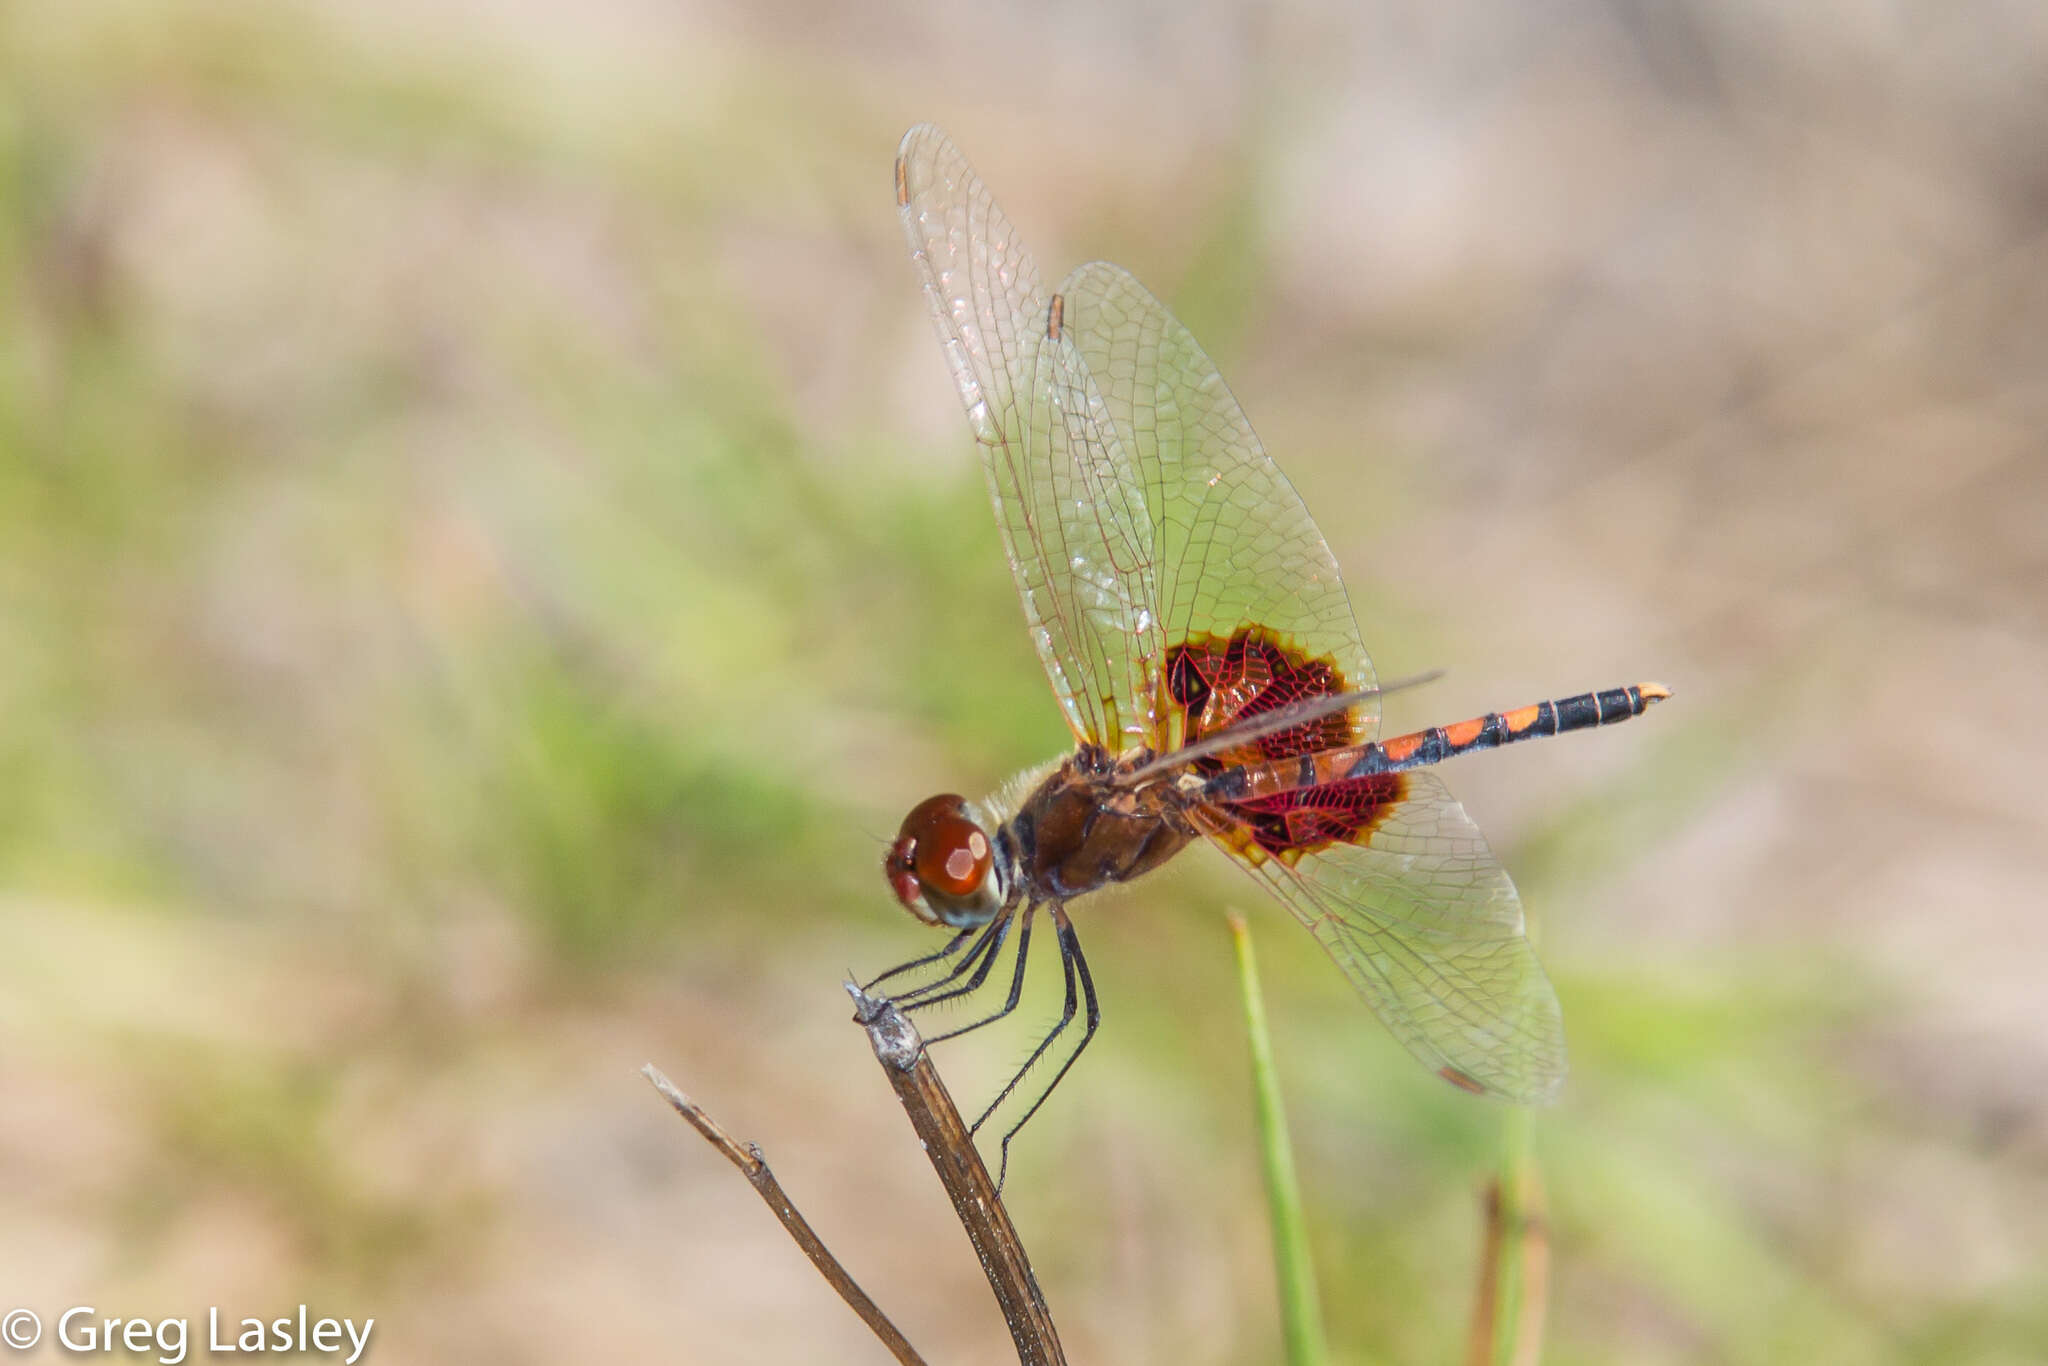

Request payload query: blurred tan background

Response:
[4,2,2046,1363]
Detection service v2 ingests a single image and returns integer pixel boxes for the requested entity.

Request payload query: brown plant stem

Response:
[642,1064,927,1366]
[1465,1180,1506,1366]
[848,983,1068,1366]
[1464,1171,1552,1366]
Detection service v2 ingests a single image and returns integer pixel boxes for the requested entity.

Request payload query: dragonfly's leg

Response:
[862,926,977,995]
[896,909,1016,1014]
[888,914,1008,1007]
[922,904,1040,1046]
[987,906,1099,1194]
[968,917,1075,1136]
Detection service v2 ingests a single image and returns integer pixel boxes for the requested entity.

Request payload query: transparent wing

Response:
[1055,261,1379,747]
[1206,769,1566,1102]
[896,125,1159,747]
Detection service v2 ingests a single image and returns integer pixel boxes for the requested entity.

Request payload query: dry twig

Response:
[646,984,1067,1366]
[848,984,1068,1366]
[642,1064,927,1366]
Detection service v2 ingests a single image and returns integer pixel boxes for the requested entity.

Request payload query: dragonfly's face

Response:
[886,794,1004,928]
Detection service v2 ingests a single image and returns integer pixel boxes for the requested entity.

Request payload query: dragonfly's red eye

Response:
[896,793,992,899]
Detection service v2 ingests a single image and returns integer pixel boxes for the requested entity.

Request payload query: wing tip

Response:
[1522,1066,1568,1106]
[894,124,948,209]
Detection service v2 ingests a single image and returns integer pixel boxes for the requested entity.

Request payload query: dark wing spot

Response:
[1439,1065,1488,1096]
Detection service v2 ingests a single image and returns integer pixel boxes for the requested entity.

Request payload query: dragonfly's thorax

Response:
[1001,747,1196,905]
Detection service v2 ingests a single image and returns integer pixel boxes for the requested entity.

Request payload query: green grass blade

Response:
[1467,1108,1549,1366]
[1229,911,1330,1366]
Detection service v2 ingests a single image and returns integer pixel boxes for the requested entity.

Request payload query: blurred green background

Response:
[5,3,2046,1363]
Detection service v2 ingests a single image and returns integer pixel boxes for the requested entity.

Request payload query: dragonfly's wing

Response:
[1054,261,1379,749]
[896,125,1160,749]
[1075,262,1563,1097]
[1202,768,1566,1102]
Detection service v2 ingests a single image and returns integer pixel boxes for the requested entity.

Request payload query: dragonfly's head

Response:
[885,793,1005,928]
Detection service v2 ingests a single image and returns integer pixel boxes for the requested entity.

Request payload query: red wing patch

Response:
[1165,626,1405,863]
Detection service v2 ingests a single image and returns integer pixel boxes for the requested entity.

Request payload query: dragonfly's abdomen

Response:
[1375,682,1668,772]
[1199,682,1669,803]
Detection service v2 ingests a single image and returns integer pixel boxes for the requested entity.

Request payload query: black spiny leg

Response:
[861,926,977,995]
[895,909,1015,1014]
[882,914,1008,1006]
[922,904,1039,1046]
[985,906,1099,1193]
[969,914,1076,1136]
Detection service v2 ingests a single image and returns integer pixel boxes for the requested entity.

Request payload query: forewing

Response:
[1055,261,1379,747]
[896,126,1158,747]
[1207,769,1566,1102]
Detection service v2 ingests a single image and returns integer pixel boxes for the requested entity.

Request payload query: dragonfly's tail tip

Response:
[1639,681,1673,704]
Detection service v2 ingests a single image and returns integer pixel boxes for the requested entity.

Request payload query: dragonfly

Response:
[870,124,1667,1184]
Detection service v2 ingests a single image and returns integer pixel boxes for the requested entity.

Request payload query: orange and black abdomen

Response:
[1194,682,1669,815]
[1372,684,1668,773]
